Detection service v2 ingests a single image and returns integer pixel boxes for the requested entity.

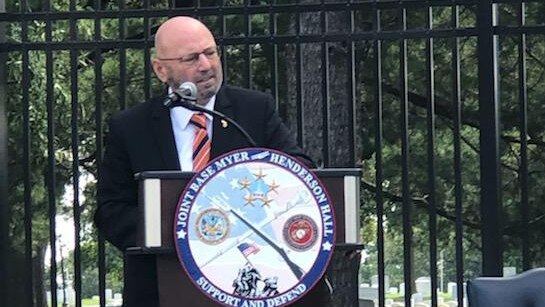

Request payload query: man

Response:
[95,16,328,306]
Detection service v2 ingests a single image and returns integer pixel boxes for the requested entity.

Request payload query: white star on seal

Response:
[177,229,187,239]
[322,241,332,251]
[230,178,239,189]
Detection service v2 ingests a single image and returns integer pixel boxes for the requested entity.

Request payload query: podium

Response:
[131,168,362,307]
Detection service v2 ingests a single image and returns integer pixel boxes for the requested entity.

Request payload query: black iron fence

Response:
[2,0,545,306]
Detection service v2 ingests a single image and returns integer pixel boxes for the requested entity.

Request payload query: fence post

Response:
[477,1,503,276]
[0,0,10,303]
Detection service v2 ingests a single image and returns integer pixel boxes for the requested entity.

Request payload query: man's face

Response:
[162,46,223,105]
[153,21,224,105]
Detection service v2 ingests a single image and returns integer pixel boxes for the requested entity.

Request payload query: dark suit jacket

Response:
[95,85,328,306]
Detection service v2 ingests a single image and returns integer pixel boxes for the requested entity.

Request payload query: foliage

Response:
[357,3,545,290]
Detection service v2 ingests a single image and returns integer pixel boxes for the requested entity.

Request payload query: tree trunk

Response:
[282,3,363,307]
[34,245,48,307]
[284,5,357,168]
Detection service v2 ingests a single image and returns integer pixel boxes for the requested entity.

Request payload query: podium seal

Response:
[174,148,336,307]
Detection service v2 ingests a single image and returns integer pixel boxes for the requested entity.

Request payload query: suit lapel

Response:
[150,97,181,170]
[211,87,235,159]
[211,86,258,158]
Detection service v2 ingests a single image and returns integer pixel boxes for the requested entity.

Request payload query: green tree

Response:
[357,4,545,298]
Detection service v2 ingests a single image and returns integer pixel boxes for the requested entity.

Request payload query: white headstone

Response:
[57,290,67,304]
[67,289,75,303]
[415,276,431,296]
[370,274,390,289]
[388,286,398,294]
[412,292,423,303]
[449,282,467,301]
[503,267,517,277]
[106,288,113,299]
[447,282,457,297]
[399,282,405,295]
[114,293,122,300]
[358,286,379,300]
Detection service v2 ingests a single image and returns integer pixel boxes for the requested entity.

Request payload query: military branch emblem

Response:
[195,208,231,244]
[283,215,318,251]
[173,148,336,307]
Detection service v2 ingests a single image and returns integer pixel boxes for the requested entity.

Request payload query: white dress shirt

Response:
[170,96,215,171]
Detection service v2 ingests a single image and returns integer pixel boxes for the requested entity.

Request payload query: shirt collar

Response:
[168,87,216,129]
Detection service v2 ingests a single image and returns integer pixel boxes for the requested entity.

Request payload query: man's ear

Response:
[152,59,168,83]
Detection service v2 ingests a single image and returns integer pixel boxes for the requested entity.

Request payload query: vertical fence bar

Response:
[373,3,385,306]
[517,0,530,271]
[20,0,33,302]
[244,0,251,89]
[68,2,82,306]
[23,60,32,307]
[269,3,278,108]
[69,1,82,303]
[399,6,413,306]
[218,0,227,84]
[119,0,127,110]
[143,0,154,101]
[16,0,35,307]
[320,3,330,167]
[94,0,106,305]
[451,4,465,307]
[46,11,59,307]
[144,0,152,100]
[0,0,8,303]
[347,3,356,167]
[477,0,502,277]
[96,66,106,306]
[426,5,438,307]
[295,10,303,147]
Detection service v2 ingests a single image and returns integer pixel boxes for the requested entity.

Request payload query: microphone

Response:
[163,82,257,147]
[162,82,197,108]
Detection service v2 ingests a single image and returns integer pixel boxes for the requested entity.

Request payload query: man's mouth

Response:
[197,74,214,84]
[199,79,216,90]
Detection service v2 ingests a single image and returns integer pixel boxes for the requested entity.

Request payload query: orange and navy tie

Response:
[190,113,211,172]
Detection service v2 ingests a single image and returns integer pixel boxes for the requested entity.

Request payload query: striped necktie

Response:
[190,113,211,172]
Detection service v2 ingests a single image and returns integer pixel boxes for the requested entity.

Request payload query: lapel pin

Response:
[221,119,228,128]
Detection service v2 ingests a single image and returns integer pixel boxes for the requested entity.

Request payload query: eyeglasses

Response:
[157,47,220,66]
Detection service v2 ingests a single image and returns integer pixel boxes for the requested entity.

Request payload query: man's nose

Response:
[197,53,212,70]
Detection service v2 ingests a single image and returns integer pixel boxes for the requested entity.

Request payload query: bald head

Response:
[155,17,215,59]
[152,16,223,105]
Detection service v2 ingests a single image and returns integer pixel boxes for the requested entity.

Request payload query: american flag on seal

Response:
[237,242,260,257]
